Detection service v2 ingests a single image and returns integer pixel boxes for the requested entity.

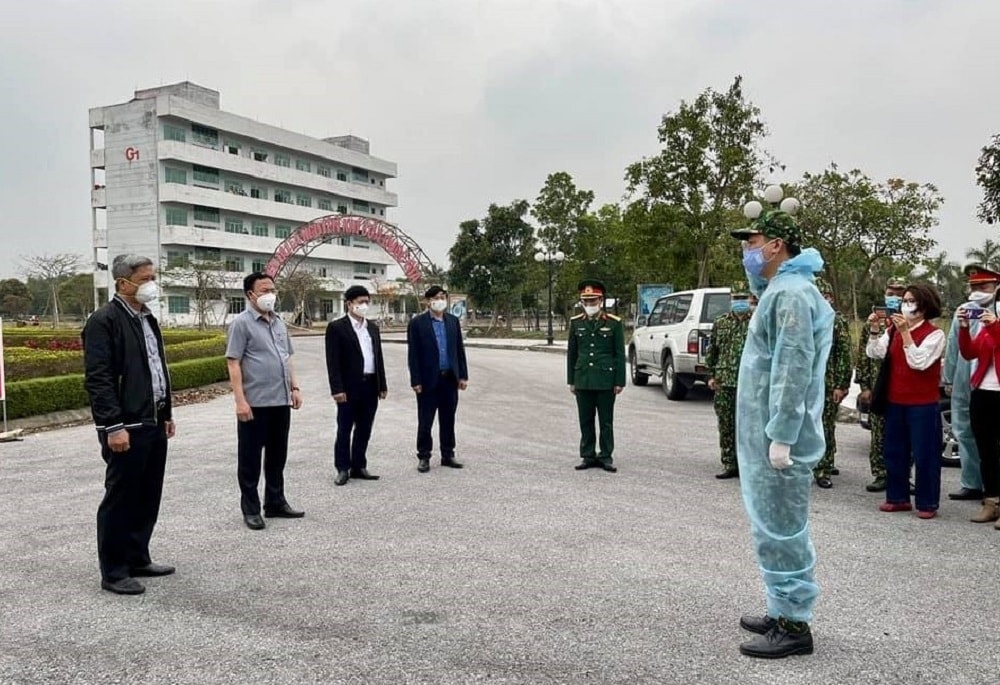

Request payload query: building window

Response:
[275,224,291,239]
[354,262,371,275]
[165,208,188,226]
[317,165,331,178]
[379,180,384,187]
[165,167,187,184]
[274,154,290,168]
[251,222,268,237]
[168,295,190,314]
[379,209,384,216]
[225,141,240,155]
[371,178,376,184]
[225,180,246,196]
[191,124,219,148]
[250,185,267,200]
[228,297,246,314]
[195,247,221,262]
[192,165,219,186]
[336,171,348,182]
[252,149,268,162]
[353,201,370,212]
[318,267,328,277]
[225,218,245,234]
[296,194,312,208]
[166,251,190,268]
[318,199,332,211]
[224,256,245,272]
[338,237,351,246]
[252,259,267,272]
[193,205,220,224]
[352,167,369,182]
[295,159,311,172]
[337,204,348,214]
[274,190,292,204]
[163,124,186,142]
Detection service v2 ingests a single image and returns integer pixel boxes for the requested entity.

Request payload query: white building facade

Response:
[89,81,398,326]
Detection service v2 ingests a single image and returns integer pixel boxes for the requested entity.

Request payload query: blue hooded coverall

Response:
[943,310,983,492]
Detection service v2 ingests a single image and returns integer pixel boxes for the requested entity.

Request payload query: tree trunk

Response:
[50,284,61,327]
[696,245,710,288]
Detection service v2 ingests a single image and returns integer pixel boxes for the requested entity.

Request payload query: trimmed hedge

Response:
[3,356,229,420]
[3,336,226,382]
[2,328,222,348]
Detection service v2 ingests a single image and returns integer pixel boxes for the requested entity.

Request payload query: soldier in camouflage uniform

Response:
[568,279,626,473]
[854,276,907,492]
[813,277,854,488]
[706,281,756,479]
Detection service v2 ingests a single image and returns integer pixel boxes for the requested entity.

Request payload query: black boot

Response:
[715,467,739,479]
[739,619,813,659]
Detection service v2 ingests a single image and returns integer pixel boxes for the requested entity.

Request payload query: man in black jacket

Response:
[82,254,176,596]
[326,285,388,486]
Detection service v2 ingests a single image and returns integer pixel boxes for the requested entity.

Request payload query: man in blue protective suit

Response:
[943,265,999,500]
[729,193,834,659]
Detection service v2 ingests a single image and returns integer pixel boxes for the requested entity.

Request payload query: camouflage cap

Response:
[814,276,833,296]
[885,276,907,290]
[730,280,751,297]
[729,209,802,246]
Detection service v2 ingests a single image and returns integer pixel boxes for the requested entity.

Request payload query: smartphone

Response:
[966,308,986,320]
[872,306,893,316]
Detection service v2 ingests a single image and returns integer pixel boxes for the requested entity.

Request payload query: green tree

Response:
[0,279,32,318]
[58,273,97,319]
[915,251,964,309]
[975,133,1000,225]
[965,238,1000,270]
[278,270,325,327]
[624,75,777,287]
[531,172,595,255]
[19,253,83,326]
[448,201,535,327]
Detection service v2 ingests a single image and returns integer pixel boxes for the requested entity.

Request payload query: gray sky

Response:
[1,0,997,281]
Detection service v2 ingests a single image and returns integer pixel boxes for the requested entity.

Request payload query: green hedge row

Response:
[2,336,226,382]
[2,328,223,347]
[3,356,229,420]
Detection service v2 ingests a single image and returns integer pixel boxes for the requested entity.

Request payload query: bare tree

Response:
[19,253,82,327]
[161,260,227,330]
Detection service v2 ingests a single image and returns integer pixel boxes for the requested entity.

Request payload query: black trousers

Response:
[970,389,1000,497]
[237,405,291,515]
[97,419,168,582]
[416,372,459,460]
[334,376,380,472]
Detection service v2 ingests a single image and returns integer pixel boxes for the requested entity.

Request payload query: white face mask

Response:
[901,302,918,317]
[583,305,601,317]
[351,303,370,317]
[430,299,448,313]
[969,290,995,306]
[135,281,159,304]
[255,293,277,313]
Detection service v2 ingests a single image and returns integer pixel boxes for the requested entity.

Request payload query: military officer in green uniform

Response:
[812,277,853,488]
[705,281,756,479]
[854,276,907,492]
[568,279,626,473]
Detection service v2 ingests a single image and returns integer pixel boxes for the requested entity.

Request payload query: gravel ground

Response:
[0,338,995,685]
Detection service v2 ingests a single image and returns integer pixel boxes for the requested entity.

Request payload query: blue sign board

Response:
[636,284,674,322]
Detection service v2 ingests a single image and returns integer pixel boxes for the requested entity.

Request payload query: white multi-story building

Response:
[89,81,398,326]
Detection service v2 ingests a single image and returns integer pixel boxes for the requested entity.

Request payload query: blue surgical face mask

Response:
[747,271,769,297]
[731,299,751,314]
[741,239,777,277]
[884,295,902,310]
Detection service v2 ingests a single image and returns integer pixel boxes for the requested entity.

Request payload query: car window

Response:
[647,298,669,326]
[702,293,732,323]
[666,295,692,324]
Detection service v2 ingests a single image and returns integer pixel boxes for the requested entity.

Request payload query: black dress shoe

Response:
[815,477,833,489]
[101,577,145,595]
[441,458,464,469]
[739,624,813,659]
[131,563,175,577]
[334,471,350,486]
[575,460,598,470]
[949,487,984,501]
[598,461,618,473]
[350,468,380,480]
[830,468,840,476]
[244,514,266,530]
[265,503,305,518]
[739,615,777,635]
[865,478,887,493]
[716,467,739,479]
[417,458,430,473]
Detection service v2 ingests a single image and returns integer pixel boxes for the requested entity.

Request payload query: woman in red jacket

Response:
[957,302,1000,526]
[866,284,945,518]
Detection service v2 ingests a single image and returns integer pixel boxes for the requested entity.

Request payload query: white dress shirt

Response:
[351,315,376,374]
[866,319,945,371]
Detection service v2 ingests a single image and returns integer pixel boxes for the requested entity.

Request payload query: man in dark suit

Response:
[325,285,388,486]
[407,285,469,473]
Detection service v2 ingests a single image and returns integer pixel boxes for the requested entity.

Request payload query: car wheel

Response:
[629,348,649,386]
[661,354,688,401]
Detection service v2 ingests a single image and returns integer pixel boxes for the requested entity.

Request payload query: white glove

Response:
[768,442,793,470]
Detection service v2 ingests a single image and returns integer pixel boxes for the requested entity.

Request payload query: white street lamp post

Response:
[534,249,565,345]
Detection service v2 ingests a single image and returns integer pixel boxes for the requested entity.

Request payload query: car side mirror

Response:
[636,316,647,328]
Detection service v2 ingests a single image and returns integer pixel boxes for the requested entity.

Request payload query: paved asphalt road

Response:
[0,337,996,684]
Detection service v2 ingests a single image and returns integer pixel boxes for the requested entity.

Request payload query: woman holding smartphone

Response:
[957,290,1000,527]
[866,284,946,519]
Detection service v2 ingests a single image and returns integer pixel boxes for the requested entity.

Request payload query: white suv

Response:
[628,287,731,400]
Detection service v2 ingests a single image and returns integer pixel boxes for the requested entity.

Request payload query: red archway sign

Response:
[264,215,436,284]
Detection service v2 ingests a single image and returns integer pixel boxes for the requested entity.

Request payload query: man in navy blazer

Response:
[407,285,469,473]
[325,285,388,486]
